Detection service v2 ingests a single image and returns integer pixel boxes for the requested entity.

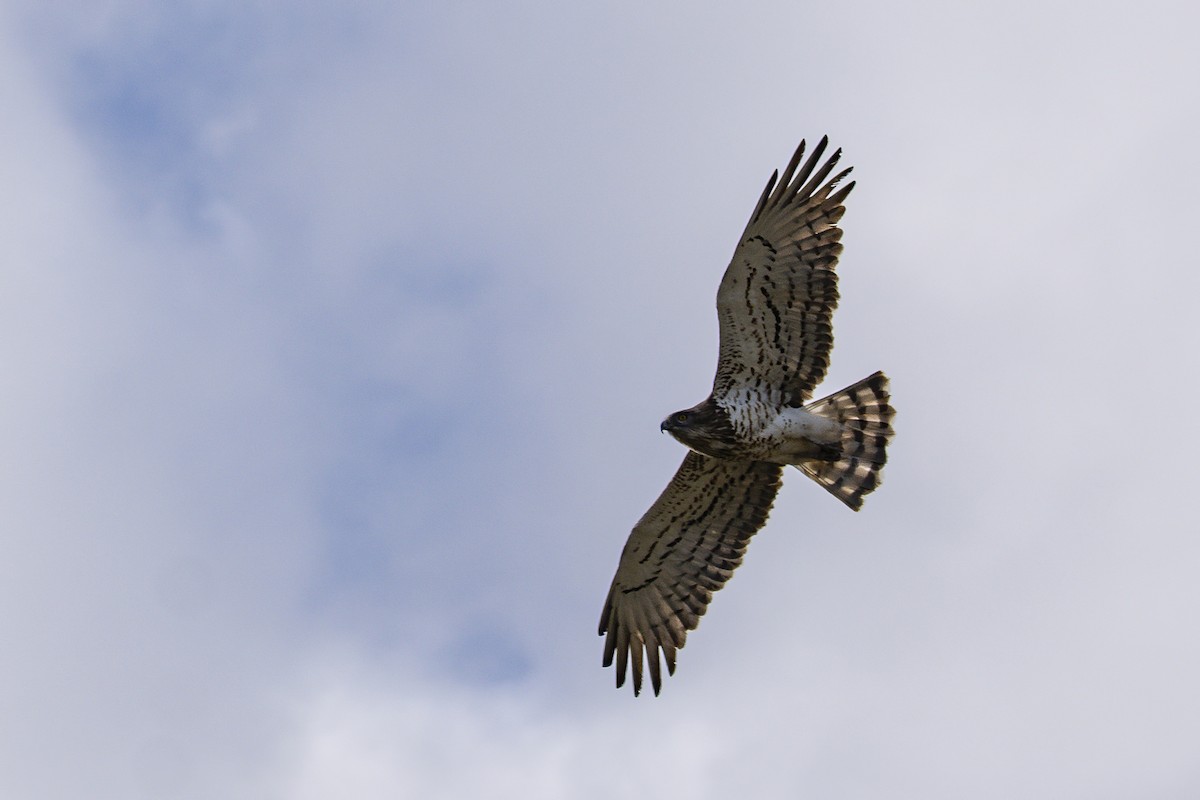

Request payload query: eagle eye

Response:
[675,412,690,423]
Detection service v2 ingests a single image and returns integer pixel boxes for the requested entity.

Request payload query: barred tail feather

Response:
[799,371,894,510]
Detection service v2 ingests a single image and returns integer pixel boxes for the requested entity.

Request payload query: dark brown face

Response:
[659,409,695,433]
[660,398,741,459]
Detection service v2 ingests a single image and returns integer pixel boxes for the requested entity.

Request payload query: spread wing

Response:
[713,137,855,407]
[599,452,783,695]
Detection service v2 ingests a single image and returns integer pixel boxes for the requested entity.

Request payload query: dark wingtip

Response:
[751,170,780,223]
[830,178,856,204]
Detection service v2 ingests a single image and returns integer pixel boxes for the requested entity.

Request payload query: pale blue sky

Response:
[2,2,1199,797]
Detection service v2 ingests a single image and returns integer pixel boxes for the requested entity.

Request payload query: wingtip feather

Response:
[630,640,644,696]
[751,170,780,223]
[829,177,856,204]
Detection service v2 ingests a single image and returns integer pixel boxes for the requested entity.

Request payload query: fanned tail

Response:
[799,371,894,510]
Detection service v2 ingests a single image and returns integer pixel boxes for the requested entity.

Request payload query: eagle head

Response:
[660,398,740,459]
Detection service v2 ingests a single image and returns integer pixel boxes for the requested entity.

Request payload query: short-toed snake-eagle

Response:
[599,137,895,696]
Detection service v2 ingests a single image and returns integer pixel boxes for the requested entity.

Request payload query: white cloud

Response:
[2,1,1200,797]
[264,651,739,800]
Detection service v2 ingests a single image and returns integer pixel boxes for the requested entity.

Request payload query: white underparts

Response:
[758,407,843,462]
[772,407,842,442]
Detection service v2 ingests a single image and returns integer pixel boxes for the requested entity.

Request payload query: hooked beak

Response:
[660,420,670,433]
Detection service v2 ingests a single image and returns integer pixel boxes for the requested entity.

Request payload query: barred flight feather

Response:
[715,136,855,412]
[599,453,782,696]
[800,371,895,510]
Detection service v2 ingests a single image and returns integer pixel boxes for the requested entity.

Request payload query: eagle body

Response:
[599,137,895,696]
[661,397,841,463]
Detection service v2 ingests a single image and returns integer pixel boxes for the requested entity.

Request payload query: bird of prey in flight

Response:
[599,137,894,696]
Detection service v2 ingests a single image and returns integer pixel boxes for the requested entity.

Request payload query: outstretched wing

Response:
[713,137,855,408]
[599,452,783,695]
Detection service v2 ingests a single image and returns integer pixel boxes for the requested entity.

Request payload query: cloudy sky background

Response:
[3,1,1199,797]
